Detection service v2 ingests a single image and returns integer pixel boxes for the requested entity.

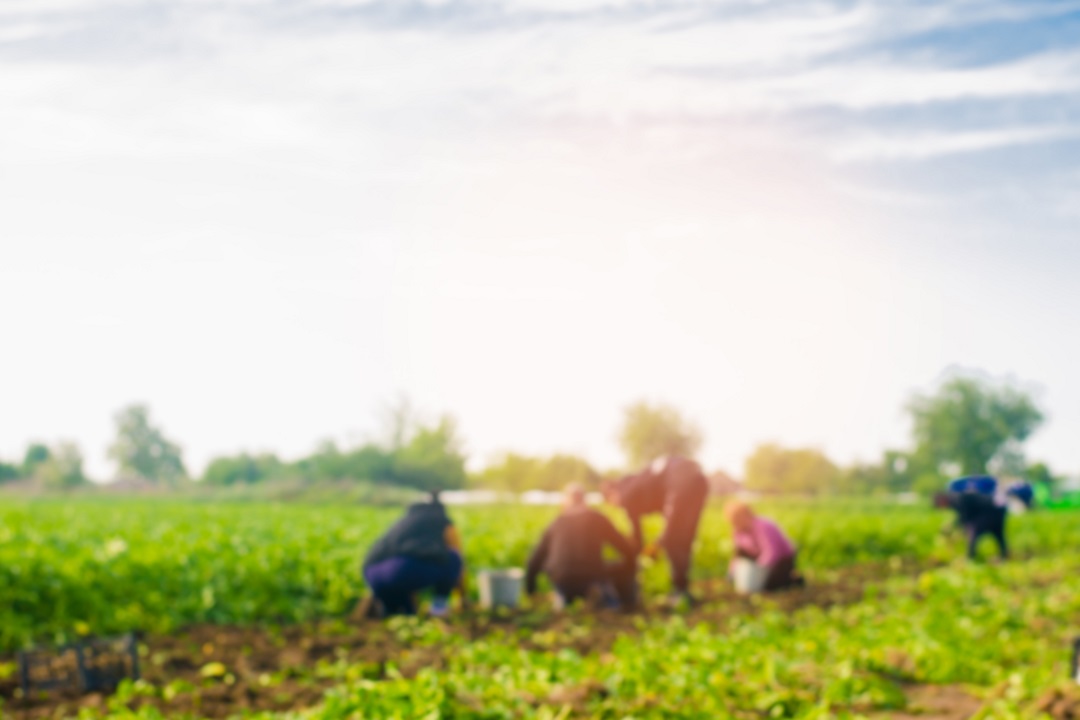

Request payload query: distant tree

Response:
[391,416,468,491]
[843,450,920,495]
[1024,462,1061,492]
[908,373,1043,477]
[202,453,284,486]
[22,443,51,478]
[108,404,187,485]
[0,461,19,483]
[474,453,542,493]
[293,442,396,484]
[34,442,87,490]
[474,453,600,492]
[618,401,702,469]
[537,454,601,491]
[744,443,840,495]
[288,412,466,491]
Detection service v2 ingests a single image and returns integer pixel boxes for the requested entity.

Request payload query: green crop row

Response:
[40,554,1080,719]
[1,499,1078,651]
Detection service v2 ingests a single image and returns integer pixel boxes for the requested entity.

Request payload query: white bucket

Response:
[732,558,770,594]
[477,569,524,609]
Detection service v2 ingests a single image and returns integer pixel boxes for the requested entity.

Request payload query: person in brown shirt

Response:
[526,484,637,609]
[602,456,709,602]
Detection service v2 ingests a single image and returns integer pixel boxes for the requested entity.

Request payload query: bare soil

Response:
[0,559,974,720]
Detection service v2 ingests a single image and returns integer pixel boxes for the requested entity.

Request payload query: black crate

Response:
[18,633,140,695]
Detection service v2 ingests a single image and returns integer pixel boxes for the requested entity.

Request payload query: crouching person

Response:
[934,485,1008,560]
[526,484,638,610]
[360,492,467,618]
[724,500,803,591]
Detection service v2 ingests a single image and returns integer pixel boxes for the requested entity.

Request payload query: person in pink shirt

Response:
[724,500,803,591]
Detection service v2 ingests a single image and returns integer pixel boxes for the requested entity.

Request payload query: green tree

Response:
[391,416,468,491]
[537,454,600,491]
[1024,462,1060,491]
[0,461,19,483]
[294,442,397,484]
[108,404,187,485]
[202,453,284,486]
[744,443,840,495]
[618,401,702,469]
[34,441,87,490]
[22,443,51,477]
[908,373,1044,477]
[473,453,600,492]
[474,453,542,493]
[843,450,920,495]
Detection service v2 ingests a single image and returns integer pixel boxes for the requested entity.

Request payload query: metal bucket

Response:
[477,569,524,609]
[732,558,770,594]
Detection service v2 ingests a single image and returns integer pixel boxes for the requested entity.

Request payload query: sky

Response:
[2,0,1080,480]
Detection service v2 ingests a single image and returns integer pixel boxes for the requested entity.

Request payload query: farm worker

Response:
[359,492,468,618]
[723,500,803,591]
[602,455,709,602]
[948,474,998,496]
[526,483,638,609]
[935,479,1008,560]
[1005,481,1035,510]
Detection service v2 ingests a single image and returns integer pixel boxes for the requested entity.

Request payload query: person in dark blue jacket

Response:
[358,493,467,617]
[936,476,1008,560]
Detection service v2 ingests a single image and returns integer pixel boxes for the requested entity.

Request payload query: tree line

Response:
[0,369,1065,495]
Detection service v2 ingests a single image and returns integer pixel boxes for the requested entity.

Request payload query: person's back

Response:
[534,507,628,586]
[605,456,709,600]
[734,515,795,567]
[942,490,1008,560]
[364,500,453,569]
[526,493,636,606]
[361,497,465,617]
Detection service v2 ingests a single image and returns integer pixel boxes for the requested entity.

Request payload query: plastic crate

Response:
[18,633,140,695]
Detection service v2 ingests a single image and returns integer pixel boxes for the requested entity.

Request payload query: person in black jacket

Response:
[526,484,637,609]
[360,493,467,617]
[602,456,709,601]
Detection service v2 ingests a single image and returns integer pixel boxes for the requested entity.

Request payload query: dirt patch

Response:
[0,559,930,719]
[1032,686,1080,720]
[871,684,983,719]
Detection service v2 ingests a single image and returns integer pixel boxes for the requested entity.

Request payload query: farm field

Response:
[2,499,1080,718]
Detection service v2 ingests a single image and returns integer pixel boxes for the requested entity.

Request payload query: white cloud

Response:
[833,125,1080,162]
[4,0,1078,165]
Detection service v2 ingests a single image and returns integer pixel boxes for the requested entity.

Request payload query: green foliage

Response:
[300,558,1079,719]
[201,453,284,486]
[618,401,702,469]
[844,453,903,495]
[202,414,467,492]
[743,444,841,495]
[908,373,1044,476]
[32,441,88,490]
[390,416,467,491]
[473,453,599,492]
[473,452,540,492]
[1024,461,1060,491]
[22,442,51,477]
[3,499,1078,654]
[0,461,19,483]
[107,404,187,485]
[3,500,1080,718]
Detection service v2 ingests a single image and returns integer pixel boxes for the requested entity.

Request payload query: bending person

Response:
[360,492,467,617]
[935,484,1008,560]
[602,456,709,602]
[526,484,637,609]
[724,500,802,591]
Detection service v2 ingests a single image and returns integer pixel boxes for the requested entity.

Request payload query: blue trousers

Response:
[363,552,463,616]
